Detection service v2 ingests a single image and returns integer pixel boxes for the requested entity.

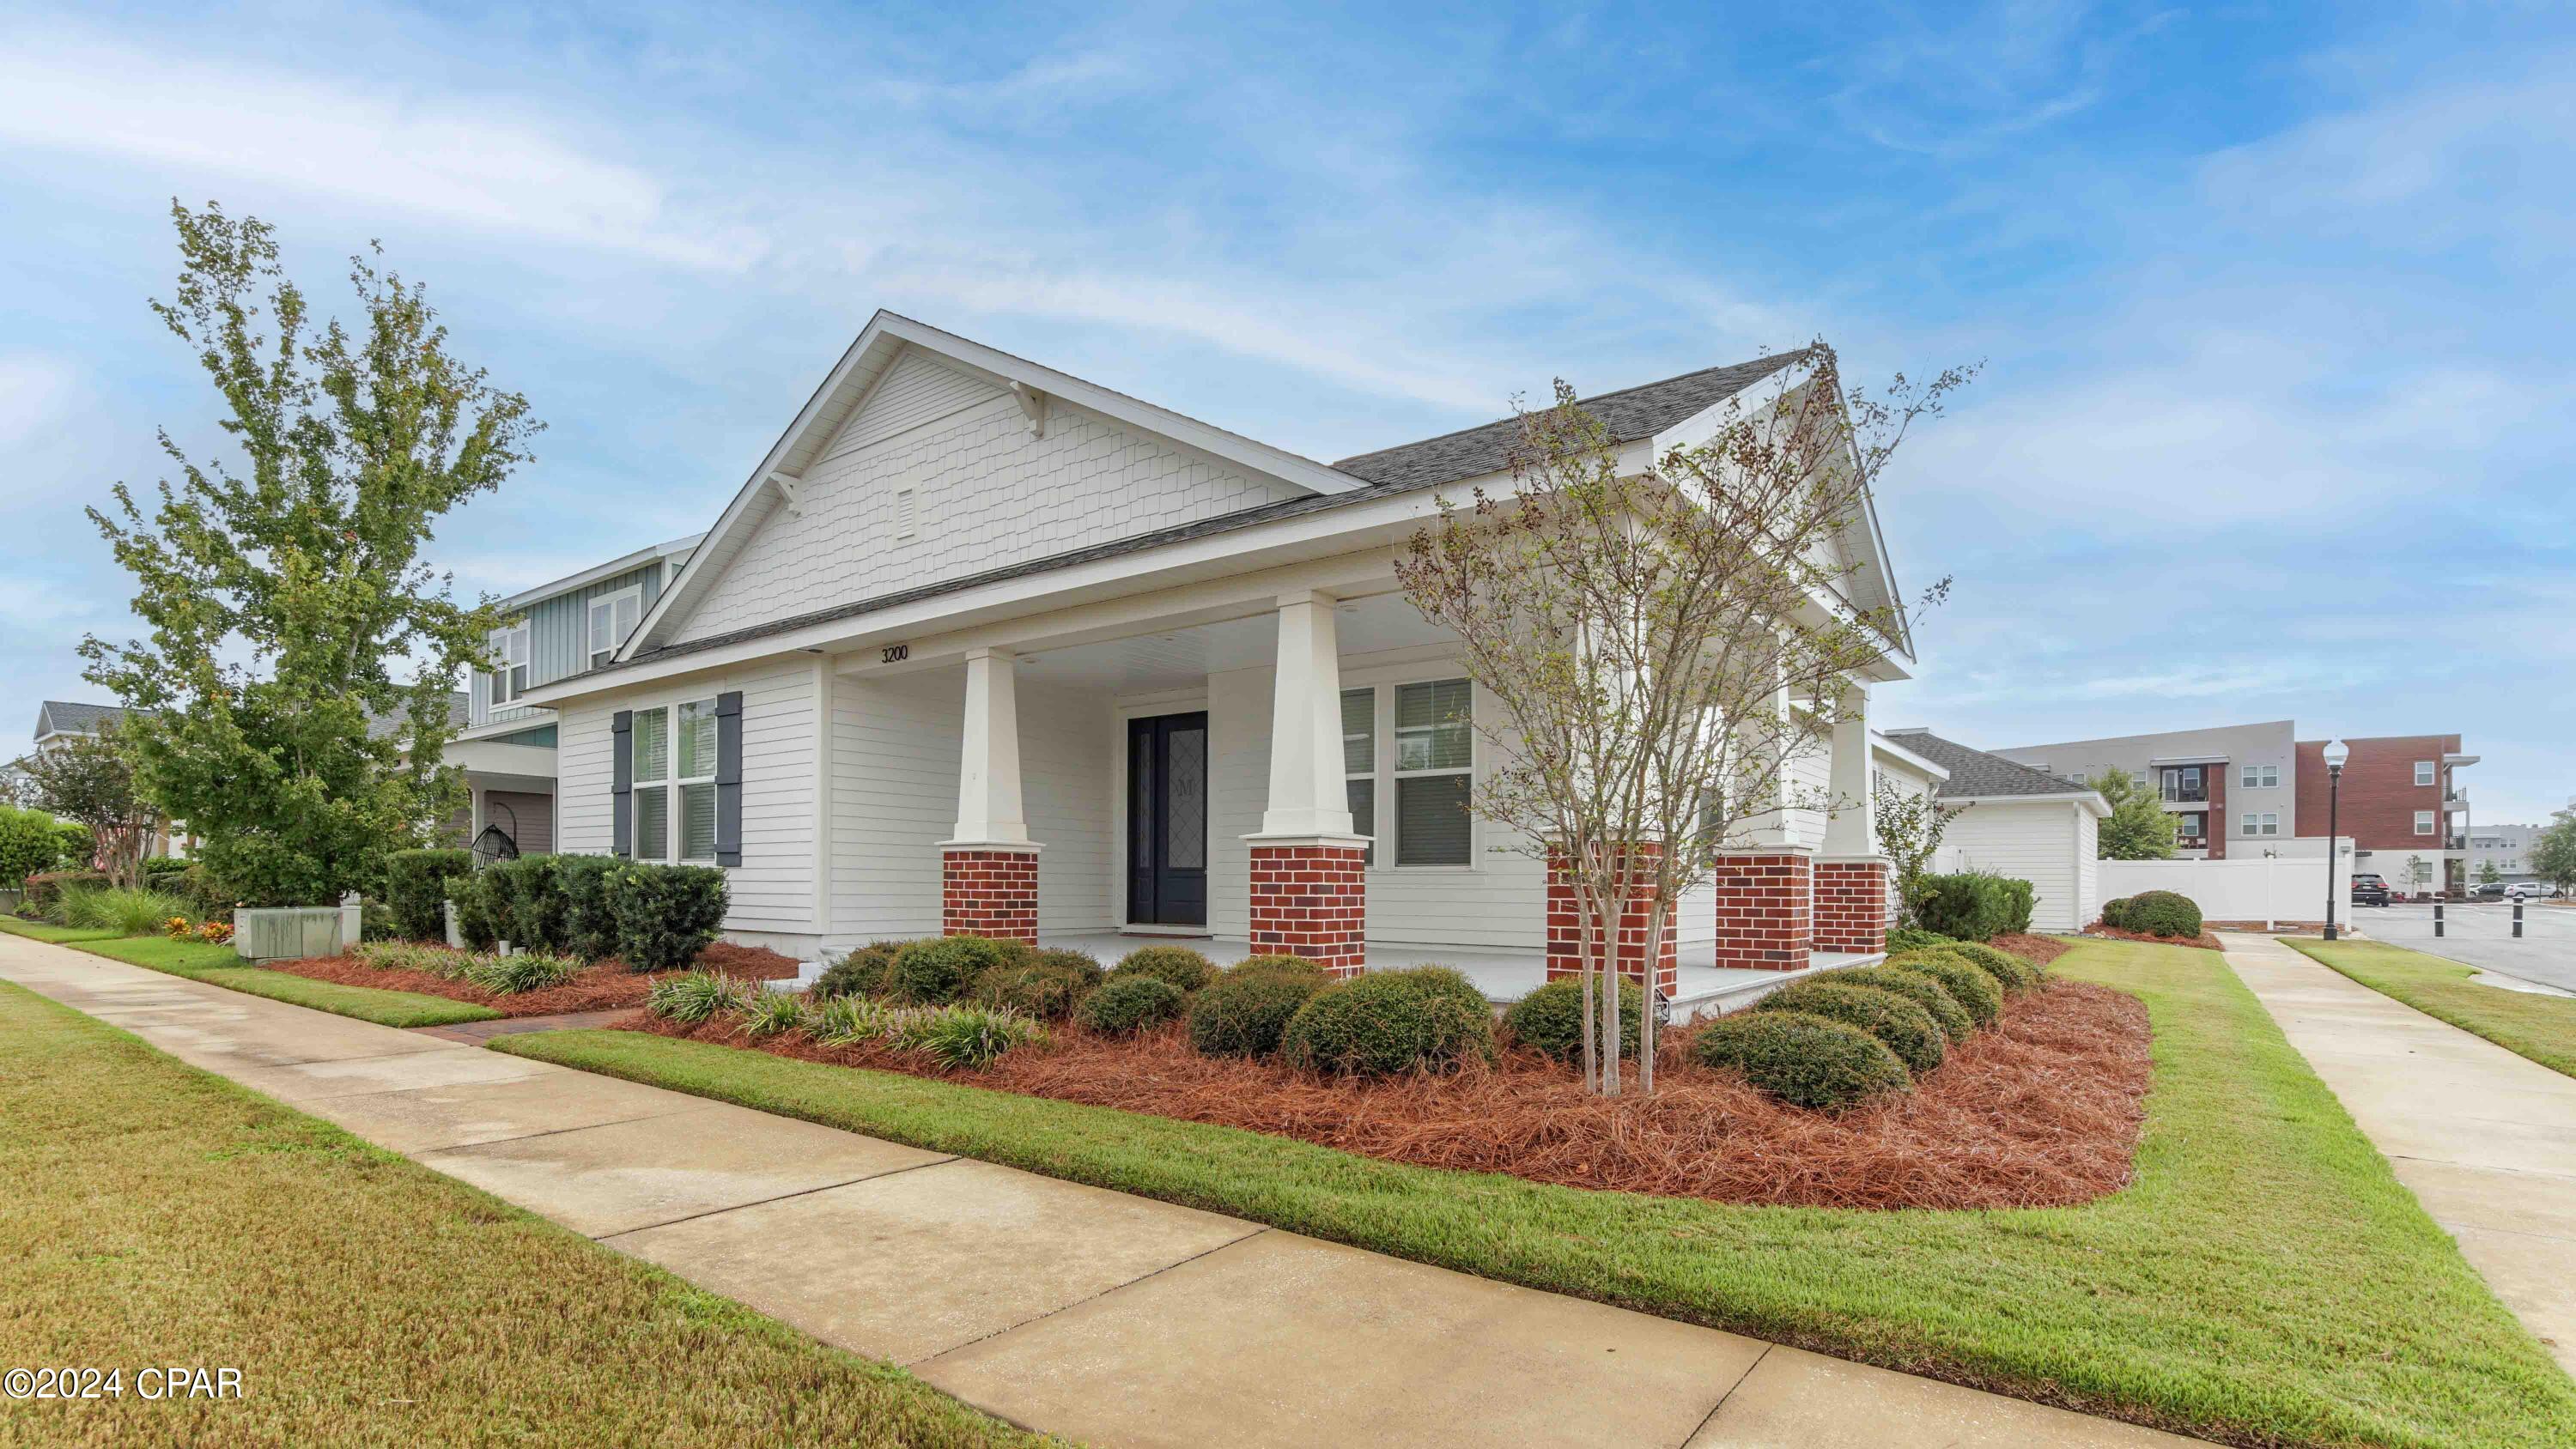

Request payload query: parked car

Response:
[2474,882,2509,900]
[2506,882,2561,901]
[2350,872,2391,907]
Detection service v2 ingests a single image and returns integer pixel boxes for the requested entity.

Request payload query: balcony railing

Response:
[2160,786,2208,804]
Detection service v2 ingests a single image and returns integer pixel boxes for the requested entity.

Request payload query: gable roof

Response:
[34,700,131,740]
[1881,728,2108,805]
[366,693,471,741]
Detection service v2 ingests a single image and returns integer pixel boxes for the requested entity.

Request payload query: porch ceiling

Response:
[1013,595,1453,693]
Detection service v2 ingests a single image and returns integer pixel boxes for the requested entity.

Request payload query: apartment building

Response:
[1992,723,2478,894]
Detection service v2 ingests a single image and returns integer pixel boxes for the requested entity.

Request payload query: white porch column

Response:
[1815,678,1890,955]
[950,646,1030,846]
[1820,680,1874,855]
[1711,641,1818,970]
[1245,591,1368,977]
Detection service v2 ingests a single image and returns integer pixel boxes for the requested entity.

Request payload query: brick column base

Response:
[1544,842,1679,997]
[1247,840,1367,978]
[1711,848,1814,971]
[1814,856,1891,954]
[941,846,1039,944]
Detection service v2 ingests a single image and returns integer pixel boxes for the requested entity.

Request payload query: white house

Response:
[1875,729,2106,931]
[523,312,1923,1012]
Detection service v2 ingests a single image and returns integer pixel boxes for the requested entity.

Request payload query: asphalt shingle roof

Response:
[365,693,471,740]
[1883,729,2099,801]
[34,700,131,738]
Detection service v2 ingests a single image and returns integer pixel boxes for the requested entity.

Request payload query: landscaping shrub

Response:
[478,855,567,953]
[973,952,1100,1020]
[2126,888,2203,939]
[141,856,192,882]
[1690,1009,1911,1111]
[1188,966,1328,1057]
[1227,954,1327,978]
[1075,974,1186,1035]
[552,854,621,960]
[2099,896,2135,931]
[814,940,908,1000]
[1500,978,1644,1064]
[645,968,754,1023]
[1947,940,2044,994]
[1913,870,2036,942]
[607,863,729,971]
[0,805,64,891]
[355,940,463,976]
[453,884,499,950]
[1109,944,1216,994]
[1883,925,1954,955]
[1887,951,2002,1028]
[1753,980,1945,1075]
[52,822,92,874]
[892,1002,1048,1070]
[175,864,237,921]
[462,949,585,995]
[806,993,892,1046]
[736,989,807,1039]
[889,936,1026,1003]
[1833,966,1974,1043]
[24,870,109,922]
[359,899,400,942]
[64,886,195,937]
[1279,967,1497,1077]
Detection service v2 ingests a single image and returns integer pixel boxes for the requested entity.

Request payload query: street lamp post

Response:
[2323,740,2349,942]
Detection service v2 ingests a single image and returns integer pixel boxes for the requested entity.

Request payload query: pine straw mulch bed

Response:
[2078,921,2228,952]
[623,978,2152,1212]
[263,941,799,1017]
[1987,932,2075,967]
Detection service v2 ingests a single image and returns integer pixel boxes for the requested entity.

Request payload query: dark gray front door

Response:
[1127,712,1208,926]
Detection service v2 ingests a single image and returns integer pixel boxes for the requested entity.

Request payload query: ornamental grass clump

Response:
[1887,952,2002,1028]
[646,968,754,1024]
[1187,966,1328,1058]
[64,886,196,937]
[806,993,893,1047]
[1279,967,1496,1078]
[892,1002,1048,1070]
[1500,978,1644,1064]
[1076,975,1186,1035]
[1946,940,2044,994]
[1833,966,1973,1043]
[1753,980,1945,1075]
[354,939,469,977]
[889,936,1027,1004]
[463,949,585,996]
[1109,945,1216,994]
[813,941,908,999]
[736,988,808,1039]
[1691,1009,1911,1112]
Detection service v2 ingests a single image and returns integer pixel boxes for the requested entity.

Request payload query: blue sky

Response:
[3,1,2569,823]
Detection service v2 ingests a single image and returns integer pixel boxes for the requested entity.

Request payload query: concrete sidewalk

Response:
[2220,932,2576,1374]
[0,931,2189,1448]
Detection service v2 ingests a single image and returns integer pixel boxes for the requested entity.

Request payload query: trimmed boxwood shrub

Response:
[1884,925,1955,955]
[1188,966,1328,1057]
[607,862,729,972]
[2127,889,2204,939]
[1887,951,2002,1028]
[888,935,1027,1003]
[141,856,192,882]
[1227,954,1327,978]
[1947,940,2044,994]
[974,952,1102,1021]
[1499,978,1644,1064]
[1109,945,1216,994]
[553,854,621,960]
[498,855,568,953]
[2099,895,2135,931]
[1279,967,1497,1077]
[383,848,473,942]
[1077,973,1186,1034]
[1914,870,2036,942]
[1753,980,1945,1075]
[815,940,908,1000]
[1834,965,1973,1043]
[1691,1009,1911,1112]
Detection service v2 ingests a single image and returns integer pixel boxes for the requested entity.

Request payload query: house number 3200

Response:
[880,644,909,663]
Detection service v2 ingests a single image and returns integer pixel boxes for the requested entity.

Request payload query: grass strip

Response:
[0,917,123,944]
[0,979,1048,1446]
[2282,937,2576,1079]
[499,940,2576,1448]
[4,923,503,1028]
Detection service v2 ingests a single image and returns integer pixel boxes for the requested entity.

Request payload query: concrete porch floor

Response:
[1040,930,1881,1017]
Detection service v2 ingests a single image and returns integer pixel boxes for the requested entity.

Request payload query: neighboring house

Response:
[26,700,185,860]
[2467,819,2555,886]
[455,534,703,858]
[519,310,1919,1009]
[1875,730,2105,931]
[1993,723,2477,894]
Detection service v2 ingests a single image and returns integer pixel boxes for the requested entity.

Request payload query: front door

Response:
[1127,712,1208,926]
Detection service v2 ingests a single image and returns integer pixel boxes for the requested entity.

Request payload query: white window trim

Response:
[1342,686,1376,867]
[628,692,723,865]
[2415,810,2436,835]
[1388,675,1476,870]
[2415,760,2436,786]
[587,585,644,671]
[489,624,532,706]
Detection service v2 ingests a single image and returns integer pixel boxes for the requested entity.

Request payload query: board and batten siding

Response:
[1943,800,2087,932]
[669,348,1306,648]
[472,558,674,728]
[554,659,818,946]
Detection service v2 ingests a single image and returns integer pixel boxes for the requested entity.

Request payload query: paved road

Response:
[2349,900,2576,992]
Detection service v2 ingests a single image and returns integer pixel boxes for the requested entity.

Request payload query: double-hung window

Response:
[1341,688,1376,865]
[2241,763,2279,788]
[2242,811,2278,836]
[1392,679,1472,866]
[2415,760,2435,786]
[489,625,531,706]
[629,699,720,863]
[587,586,642,671]
[2415,809,2436,835]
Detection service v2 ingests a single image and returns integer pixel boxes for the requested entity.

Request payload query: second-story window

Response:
[2240,764,2279,788]
[2415,810,2436,835]
[489,625,531,706]
[588,586,643,670]
[2415,760,2435,786]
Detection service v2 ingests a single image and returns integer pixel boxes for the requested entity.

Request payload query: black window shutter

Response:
[611,710,634,858]
[715,691,744,867]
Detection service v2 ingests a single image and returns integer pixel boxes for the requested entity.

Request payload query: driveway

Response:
[2351,900,2576,992]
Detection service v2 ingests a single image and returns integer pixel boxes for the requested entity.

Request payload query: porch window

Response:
[587,585,642,670]
[1341,687,1375,864]
[489,624,531,706]
[629,698,720,864]
[1393,679,1472,866]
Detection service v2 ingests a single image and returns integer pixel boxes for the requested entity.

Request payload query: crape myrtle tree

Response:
[17,725,156,888]
[81,203,533,906]
[2091,768,2178,861]
[1397,345,1965,1096]
[1873,777,1963,928]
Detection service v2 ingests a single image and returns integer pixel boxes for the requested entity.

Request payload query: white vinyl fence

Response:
[2098,842,2354,929]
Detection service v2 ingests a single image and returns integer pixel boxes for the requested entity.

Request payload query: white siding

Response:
[2075,808,2100,928]
[670,387,1307,648]
[829,348,1003,458]
[1943,799,2085,931]
[552,659,819,943]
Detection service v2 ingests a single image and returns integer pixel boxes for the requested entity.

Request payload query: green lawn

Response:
[2284,937,2576,1080]
[499,939,2576,1449]
[0,979,1048,1446]
[0,917,122,944]
[0,919,501,1028]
